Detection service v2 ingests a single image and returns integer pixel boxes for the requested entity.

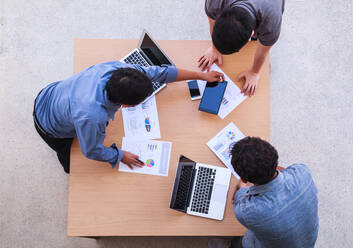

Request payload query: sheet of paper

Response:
[122,96,161,140]
[119,138,172,177]
[207,122,245,178]
[199,64,247,119]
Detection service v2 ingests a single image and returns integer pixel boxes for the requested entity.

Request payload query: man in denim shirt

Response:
[226,137,318,248]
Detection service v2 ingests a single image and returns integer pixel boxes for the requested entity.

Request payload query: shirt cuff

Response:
[110,143,124,168]
[162,65,178,83]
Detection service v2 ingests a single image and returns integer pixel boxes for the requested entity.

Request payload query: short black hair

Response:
[231,137,278,185]
[105,68,153,105]
[212,7,255,54]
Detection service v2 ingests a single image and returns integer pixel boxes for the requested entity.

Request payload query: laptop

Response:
[120,30,175,101]
[170,155,231,220]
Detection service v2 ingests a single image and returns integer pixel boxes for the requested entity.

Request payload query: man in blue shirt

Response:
[210,137,318,248]
[33,61,224,173]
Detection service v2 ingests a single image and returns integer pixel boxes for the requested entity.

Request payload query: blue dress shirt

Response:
[34,61,178,167]
[234,164,319,248]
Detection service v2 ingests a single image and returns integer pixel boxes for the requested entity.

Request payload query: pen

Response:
[136,158,144,164]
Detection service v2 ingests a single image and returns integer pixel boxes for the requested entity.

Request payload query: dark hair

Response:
[212,7,255,54]
[231,137,278,185]
[105,68,153,105]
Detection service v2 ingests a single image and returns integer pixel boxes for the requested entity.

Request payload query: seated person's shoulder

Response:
[283,164,316,192]
[285,164,313,178]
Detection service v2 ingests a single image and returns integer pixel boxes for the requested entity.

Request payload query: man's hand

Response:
[238,70,260,97]
[201,70,225,82]
[121,151,144,170]
[198,46,223,71]
[232,180,252,204]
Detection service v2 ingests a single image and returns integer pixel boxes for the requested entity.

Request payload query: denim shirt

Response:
[233,164,319,248]
[34,61,177,168]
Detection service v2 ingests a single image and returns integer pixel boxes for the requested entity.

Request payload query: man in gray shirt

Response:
[198,0,285,96]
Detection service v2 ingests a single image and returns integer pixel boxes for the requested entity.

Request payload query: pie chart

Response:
[146,159,155,168]
[227,131,236,140]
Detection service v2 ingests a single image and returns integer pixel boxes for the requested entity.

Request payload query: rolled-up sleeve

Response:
[74,118,124,168]
[132,64,178,83]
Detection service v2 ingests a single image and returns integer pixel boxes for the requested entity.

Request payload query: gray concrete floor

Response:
[1,0,352,247]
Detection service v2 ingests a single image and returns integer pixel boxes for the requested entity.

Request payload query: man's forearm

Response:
[251,42,271,73]
[208,17,217,50]
[175,69,204,82]
[208,17,215,37]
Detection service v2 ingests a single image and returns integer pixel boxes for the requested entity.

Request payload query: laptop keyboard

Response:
[123,51,150,67]
[191,167,216,214]
[123,51,164,93]
[174,165,194,210]
[152,82,162,91]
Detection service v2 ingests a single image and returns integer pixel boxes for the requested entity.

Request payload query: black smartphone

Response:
[198,81,228,114]
[187,80,201,100]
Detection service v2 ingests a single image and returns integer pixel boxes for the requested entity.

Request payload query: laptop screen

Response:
[140,33,172,66]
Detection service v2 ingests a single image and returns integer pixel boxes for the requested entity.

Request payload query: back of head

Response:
[212,7,254,54]
[105,68,153,106]
[231,137,278,185]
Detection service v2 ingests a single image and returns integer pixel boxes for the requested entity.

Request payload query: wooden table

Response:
[67,39,270,236]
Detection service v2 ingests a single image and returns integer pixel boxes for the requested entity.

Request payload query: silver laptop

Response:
[120,30,175,101]
[170,155,231,220]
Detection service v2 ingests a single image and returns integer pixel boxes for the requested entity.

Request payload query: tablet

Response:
[198,81,227,114]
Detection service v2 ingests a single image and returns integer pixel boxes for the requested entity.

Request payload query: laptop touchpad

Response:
[212,184,228,203]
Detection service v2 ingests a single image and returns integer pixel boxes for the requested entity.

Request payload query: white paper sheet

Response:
[119,138,172,177]
[207,122,245,178]
[199,64,247,119]
[122,96,161,140]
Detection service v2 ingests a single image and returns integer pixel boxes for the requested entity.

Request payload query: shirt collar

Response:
[102,89,120,120]
[247,170,284,195]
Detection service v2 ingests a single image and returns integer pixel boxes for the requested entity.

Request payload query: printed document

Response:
[207,122,245,178]
[122,96,161,140]
[119,138,172,177]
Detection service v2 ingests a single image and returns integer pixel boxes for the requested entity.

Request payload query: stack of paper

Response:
[121,96,172,177]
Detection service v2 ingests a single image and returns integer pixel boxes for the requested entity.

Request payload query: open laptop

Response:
[120,30,175,101]
[170,155,231,220]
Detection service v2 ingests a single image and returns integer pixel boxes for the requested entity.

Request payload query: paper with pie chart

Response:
[119,138,172,177]
[122,95,161,140]
[206,122,245,178]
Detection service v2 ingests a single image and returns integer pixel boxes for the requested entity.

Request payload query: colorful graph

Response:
[148,144,157,151]
[145,117,151,132]
[226,131,236,141]
[146,159,155,168]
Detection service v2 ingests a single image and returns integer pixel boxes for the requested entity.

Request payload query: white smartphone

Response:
[187,80,202,100]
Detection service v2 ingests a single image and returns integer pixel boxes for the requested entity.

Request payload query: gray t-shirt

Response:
[205,0,285,46]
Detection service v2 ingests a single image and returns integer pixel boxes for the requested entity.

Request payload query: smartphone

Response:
[198,81,228,114]
[187,80,202,100]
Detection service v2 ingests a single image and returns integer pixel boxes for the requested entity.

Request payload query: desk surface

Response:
[67,39,270,236]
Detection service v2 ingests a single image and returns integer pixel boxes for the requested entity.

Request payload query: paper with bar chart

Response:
[122,96,161,140]
[119,138,172,176]
[207,122,245,178]
[199,64,247,119]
